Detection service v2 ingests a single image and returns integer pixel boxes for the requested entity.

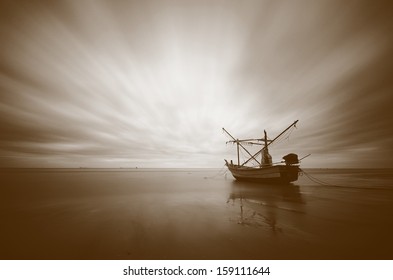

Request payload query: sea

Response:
[1,168,393,260]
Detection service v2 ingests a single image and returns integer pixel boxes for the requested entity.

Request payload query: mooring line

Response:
[204,164,228,179]
[299,168,343,187]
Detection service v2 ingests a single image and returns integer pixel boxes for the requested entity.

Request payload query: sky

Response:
[0,0,393,168]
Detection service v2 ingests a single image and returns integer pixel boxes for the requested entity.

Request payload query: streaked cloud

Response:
[0,0,392,168]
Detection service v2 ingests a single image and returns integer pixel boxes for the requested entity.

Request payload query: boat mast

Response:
[262,130,267,165]
[262,130,273,167]
[241,120,298,167]
[237,141,240,166]
[222,127,261,166]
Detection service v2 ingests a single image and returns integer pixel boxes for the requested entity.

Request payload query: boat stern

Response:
[279,165,299,183]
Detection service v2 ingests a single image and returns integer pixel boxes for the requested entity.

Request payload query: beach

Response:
[1,168,393,260]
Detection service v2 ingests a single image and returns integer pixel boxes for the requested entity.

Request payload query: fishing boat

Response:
[223,120,301,184]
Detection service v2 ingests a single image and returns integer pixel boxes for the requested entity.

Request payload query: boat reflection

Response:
[227,181,304,234]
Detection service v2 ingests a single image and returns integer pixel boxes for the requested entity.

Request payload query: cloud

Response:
[0,0,392,167]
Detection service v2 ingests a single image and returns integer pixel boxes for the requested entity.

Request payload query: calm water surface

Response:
[1,168,393,259]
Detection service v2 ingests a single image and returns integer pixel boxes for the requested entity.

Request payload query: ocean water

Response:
[1,168,393,260]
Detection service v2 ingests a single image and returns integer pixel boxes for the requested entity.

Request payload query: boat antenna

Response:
[299,154,311,161]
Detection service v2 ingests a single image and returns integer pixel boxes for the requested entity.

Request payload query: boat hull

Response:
[226,164,299,184]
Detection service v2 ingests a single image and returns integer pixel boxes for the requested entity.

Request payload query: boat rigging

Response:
[223,120,300,183]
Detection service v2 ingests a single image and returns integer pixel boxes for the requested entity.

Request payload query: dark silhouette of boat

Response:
[223,120,302,184]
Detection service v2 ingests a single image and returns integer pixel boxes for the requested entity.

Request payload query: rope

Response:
[204,164,228,179]
[299,168,343,187]
[270,125,296,147]
[299,168,393,190]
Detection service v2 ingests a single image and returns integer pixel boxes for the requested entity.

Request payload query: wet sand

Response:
[1,168,393,259]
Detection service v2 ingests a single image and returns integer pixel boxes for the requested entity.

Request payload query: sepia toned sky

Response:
[1,0,393,168]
